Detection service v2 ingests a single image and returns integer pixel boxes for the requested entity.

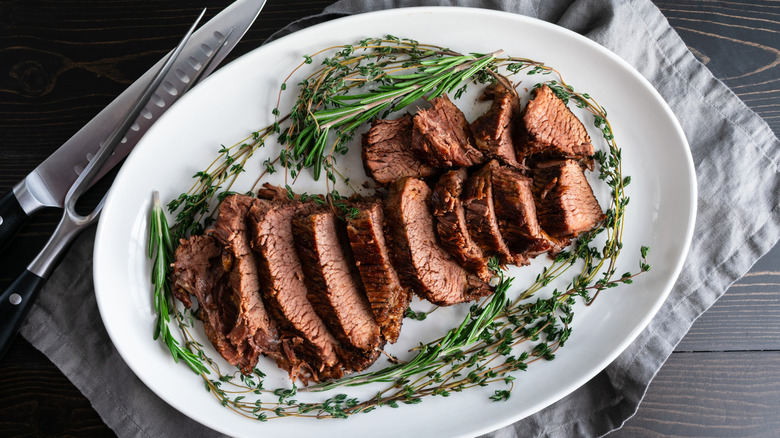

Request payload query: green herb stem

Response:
[149,191,209,375]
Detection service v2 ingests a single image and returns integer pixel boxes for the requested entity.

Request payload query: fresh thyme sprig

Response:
[165,124,278,241]
[288,49,500,173]
[147,36,651,421]
[316,274,512,391]
[275,36,551,182]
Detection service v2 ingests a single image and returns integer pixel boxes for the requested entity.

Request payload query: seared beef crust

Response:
[385,177,492,306]
[431,168,492,281]
[412,94,485,168]
[516,84,594,160]
[362,114,438,186]
[212,194,284,374]
[293,210,383,372]
[346,201,411,344]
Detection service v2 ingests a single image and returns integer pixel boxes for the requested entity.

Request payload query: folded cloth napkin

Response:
[20,0,780,437]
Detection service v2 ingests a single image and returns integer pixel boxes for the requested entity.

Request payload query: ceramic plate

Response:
[94,7,696,438]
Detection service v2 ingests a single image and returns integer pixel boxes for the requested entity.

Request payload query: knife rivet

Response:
[9,293,22,306]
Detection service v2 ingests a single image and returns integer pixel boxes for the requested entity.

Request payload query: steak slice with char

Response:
[516,84,594,160]
[293,210,383,372]
[212,194,284,374]
[247,199,343,381]
[172,234,241,367]
[385,177,492,306]
[533,159,606,238]
[431,169,492,282]
[491,164,568,257]
[362,114,438,186]
[346,200,411,344]
[463,160,526,266]
[471,84,521,168]
[412,94,485,168]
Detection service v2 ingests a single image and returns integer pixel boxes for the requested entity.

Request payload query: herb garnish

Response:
[146,36,650,421]
[148,191,209,375]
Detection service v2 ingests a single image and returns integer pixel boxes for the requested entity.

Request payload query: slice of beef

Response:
[471,84,521,168]
[362,114,438,186]
[212,194,284,374]
[293,210,383,372]
[385,177,492,306]
[247,199,343,381]
[533,159,606,238]
[412,94,485,168]
[256,183,290,201]
[345,200,411,344]
[431,169,492,282]
[516,84,594,160]
[172,234,241,367]
[490,164,568,257]
[463,160,526,266]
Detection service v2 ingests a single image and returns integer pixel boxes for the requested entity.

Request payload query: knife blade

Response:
[0,12,205,359]
[0,0,267,251]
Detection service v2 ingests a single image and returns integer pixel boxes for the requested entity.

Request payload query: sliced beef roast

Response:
[247,199,343,381]
[533,159,606,238]
[172,234,241,367]
[463,160,526,266]
[212,194,284,374]
[490,163,568,256]
[412,94,485,168]
[293,210,383,372]
[431,168,492,282]
[362,114,438,186]
[516,84,593,160]
[470,84,521,168]
[346,201,411,344]
[385,177,492,306]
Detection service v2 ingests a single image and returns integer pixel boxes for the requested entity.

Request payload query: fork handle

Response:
[0,269,45,358]
[0,190,29,252]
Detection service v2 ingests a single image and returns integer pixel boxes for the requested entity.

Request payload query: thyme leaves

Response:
[277,38,548,182]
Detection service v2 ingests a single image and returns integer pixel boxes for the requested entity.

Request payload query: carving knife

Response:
[0,0,267,251]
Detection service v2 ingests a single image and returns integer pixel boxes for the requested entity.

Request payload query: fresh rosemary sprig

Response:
[164,37,550,231]
[286,49,499,178]
[275,36,549,182]
[147,36,651,421]
[311,272,514,391]
[148,191,209,375]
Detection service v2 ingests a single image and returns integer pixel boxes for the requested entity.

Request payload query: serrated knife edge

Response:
[13,0,266,215]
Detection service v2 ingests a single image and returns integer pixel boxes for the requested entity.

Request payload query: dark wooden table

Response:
[1,1,778,436]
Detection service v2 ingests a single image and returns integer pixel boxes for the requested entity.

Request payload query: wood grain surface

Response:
[0,1,778,437]
[611,1,780,436]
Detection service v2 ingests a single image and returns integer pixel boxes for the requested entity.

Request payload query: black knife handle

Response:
[0,269,46,359]
[0,190,29,252]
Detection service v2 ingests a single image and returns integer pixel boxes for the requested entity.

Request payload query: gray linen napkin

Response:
[20,0,780,437]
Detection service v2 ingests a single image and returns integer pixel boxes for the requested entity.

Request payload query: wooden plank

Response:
[0,0,332,281]
[624,3,780,435]
[0,338,113,437]
[609,351,780,437]
[652,0,780,353]
[654,0,780,135]
[677,265,780,352]
[0,2,333,436]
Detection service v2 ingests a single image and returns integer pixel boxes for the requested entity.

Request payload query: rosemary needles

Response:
[149,191,209,375]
